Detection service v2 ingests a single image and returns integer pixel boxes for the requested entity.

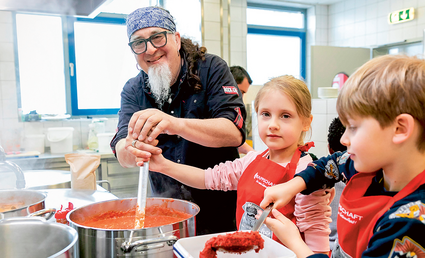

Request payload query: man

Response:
[110,6,247,235]
[230,66,254,154]
[230,66,252,97]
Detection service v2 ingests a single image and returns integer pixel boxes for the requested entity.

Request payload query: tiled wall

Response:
[327,0,425,48]
[310,98,338,159]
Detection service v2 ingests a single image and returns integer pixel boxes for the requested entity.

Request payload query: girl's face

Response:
[340,116,394,173]
[257,89,310,153]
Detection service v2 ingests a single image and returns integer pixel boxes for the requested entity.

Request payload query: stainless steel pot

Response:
[0,217,78,258]
[67,197,200,258]
[0,189,55,220]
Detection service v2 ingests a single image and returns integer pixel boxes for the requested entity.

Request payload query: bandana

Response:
[126,6,176,40]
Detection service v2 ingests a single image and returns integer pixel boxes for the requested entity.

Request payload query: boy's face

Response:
[340,116,395,173]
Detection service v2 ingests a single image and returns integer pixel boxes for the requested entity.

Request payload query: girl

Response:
[147,75,334,253]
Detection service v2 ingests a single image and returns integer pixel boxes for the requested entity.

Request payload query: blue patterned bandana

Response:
[126,6,176,40]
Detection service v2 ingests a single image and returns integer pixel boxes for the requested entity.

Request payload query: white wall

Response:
[327,0,425,48]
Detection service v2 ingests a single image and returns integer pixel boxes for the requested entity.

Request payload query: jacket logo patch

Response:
[337,152,350,165]
[389,236,425,258]
[389,201,425,224]
[222,86,239,95]
[324,160,339,180]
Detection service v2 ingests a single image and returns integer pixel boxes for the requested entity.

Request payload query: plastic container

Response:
[97,133,115,153]
[173,231,296,258]
[24,134,45,153]
[47,127,74,154]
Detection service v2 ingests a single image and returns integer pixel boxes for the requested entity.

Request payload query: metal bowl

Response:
[0,217,78,258]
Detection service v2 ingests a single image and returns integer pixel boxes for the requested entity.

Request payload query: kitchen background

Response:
[1,0,424,161]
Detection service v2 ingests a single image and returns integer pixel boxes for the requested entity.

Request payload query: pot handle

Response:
[121,235,178,253]
[28,208,56,221]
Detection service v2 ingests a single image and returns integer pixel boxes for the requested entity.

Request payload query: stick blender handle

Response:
[135,162,149,228]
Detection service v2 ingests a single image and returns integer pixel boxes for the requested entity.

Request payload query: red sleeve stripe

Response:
[233,107,244,129]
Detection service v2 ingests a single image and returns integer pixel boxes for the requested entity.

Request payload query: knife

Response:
[252,204,273,232]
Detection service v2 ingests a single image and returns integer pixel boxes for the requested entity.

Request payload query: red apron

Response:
[338,169,425,257]
[236,142,314,240]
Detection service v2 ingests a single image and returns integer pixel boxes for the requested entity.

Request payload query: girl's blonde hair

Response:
[337,55,425,151]
[254,75,312,145]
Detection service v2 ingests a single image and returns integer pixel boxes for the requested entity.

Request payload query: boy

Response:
[259,55,425,258]
[327,117,346,253]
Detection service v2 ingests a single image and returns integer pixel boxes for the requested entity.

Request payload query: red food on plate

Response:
[200,231,265,258]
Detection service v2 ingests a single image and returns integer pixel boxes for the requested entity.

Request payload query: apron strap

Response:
[288,142,315,176]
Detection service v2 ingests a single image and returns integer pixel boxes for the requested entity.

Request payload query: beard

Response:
[148,62,172,109]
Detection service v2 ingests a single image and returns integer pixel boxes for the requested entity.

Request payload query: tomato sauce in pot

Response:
[75,203,192,229]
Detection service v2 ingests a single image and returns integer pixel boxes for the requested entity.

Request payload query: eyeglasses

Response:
[128,31,174,55]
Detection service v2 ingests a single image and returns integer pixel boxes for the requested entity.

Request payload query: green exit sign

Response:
[388,8,415,24]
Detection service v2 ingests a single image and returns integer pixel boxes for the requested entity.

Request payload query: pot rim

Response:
[0,189,47,214]
[67,197,200,231]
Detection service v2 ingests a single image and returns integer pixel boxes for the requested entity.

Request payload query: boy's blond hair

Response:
[337,55,425,151]
[254,75,312,145]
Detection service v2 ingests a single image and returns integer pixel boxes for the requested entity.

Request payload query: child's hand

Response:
[263,209,313,258]
[260,177,307,210]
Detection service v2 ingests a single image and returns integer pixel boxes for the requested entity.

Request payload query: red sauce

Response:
[75,203,192,229]
[200,231,265,258]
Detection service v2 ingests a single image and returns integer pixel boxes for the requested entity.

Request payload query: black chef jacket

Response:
[111,53,247,235]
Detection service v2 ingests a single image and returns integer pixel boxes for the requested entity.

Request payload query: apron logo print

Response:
[389,236,425,258]
[324,160,339,180]
[253,172,275,188]
[222,86,239,95]
[338,204,363,224]
[389,201,425,224]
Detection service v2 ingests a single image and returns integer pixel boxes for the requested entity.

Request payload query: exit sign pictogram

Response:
[388,8,415,24]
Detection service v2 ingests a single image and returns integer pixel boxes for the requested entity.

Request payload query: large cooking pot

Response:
[67,197,200,258]
[0,189,55,220]
[0,217,78,258]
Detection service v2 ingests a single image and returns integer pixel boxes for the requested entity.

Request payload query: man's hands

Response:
[129,108,180,142]
[125,109,180,166]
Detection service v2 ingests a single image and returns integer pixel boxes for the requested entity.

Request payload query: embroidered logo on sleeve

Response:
[389,201,425,223]
[222,86,239,95]
[324,160,340,180]
[233,107,243,129]
[389,236,425,258]
[337,152,350,165]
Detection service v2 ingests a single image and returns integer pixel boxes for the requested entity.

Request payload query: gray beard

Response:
[148,63,172,109]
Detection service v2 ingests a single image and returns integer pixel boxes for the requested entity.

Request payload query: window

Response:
[14,1,201,117]
[68,16,138,115]
[15,14,67,115]
[246,5,306,85]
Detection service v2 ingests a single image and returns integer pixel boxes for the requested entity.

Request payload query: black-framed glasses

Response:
[128,31,174,55]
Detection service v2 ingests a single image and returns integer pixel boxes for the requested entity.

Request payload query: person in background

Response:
[110,6,247,235]
[326,117,346,254]
[146,75,334,254]
[259,55,425,258]
[230,66,254,154]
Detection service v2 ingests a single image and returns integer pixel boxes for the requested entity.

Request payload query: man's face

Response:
[130,27,181,84]
[238,77,251,98]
